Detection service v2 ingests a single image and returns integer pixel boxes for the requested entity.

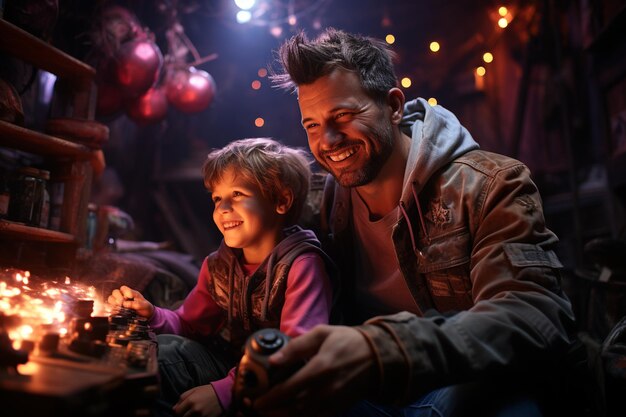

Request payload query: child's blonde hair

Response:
[202,138,312,225]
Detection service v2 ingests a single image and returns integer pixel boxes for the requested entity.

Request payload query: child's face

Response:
[211,167,285,263]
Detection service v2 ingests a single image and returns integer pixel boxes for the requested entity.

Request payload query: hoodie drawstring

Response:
[261,252,276,321]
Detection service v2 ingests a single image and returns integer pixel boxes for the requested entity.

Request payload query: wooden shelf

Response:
[0,18,95,82]
[0,220,76,243]
[0,120,92,158]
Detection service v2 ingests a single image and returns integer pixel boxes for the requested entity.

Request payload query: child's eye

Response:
[212,196,221,203]
[233,191,244,197]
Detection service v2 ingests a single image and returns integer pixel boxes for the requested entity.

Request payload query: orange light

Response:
[498,6,508,16]
[258,68,267,77]
[385,34,395,44]
[429,41,440,52]
[498,17,508,28]
[251,80,261,90]
[254,117,265,127]
[483,52,494,63]
[476,66,486,76]
[427,98,438,106]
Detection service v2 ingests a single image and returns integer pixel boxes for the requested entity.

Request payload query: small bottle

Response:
[38,169,51,228]
[8,167,45,226]
[49,180,65,231]
[0,169,11,219]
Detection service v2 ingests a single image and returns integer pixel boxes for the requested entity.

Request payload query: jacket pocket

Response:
[417,227,473,312]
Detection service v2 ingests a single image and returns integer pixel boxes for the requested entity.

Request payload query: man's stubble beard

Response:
[317,123,395,188]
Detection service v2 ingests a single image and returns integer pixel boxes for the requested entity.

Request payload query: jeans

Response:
[154,334,235,417]
[340,380,544,417]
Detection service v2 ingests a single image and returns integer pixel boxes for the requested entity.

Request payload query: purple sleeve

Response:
[279,253,333,337]
[148,257,225,337]
[210,367,236,411]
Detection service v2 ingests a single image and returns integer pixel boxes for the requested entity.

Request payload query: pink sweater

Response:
[149,253,332,409]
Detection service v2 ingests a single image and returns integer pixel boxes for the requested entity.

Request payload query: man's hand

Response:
[107,285,154,319]
[173,384,223,417]
[252,325,377,417]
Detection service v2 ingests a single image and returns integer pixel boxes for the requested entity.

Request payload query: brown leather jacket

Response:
[320,98,580,405]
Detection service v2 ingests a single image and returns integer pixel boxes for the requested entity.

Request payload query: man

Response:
[253,28,584,417]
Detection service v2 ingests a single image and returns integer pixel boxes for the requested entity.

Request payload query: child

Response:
[108,138,336,417]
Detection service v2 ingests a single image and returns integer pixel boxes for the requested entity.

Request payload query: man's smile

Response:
[328,146,358,162]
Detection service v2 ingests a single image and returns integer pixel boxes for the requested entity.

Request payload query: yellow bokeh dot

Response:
[401,77,412,88]
[498,17,508,28]
[429,41,440,52]
[385,34,395,44]
[483,52,493,63]
[251,80,261,90]
[255,117,265,127]
[476,66,486,76]
[498,6,508,17]
[427,98,438,106]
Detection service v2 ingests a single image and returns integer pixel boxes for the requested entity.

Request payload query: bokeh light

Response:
[255,117,265,127]
[428,98,438,106]
[483,52,493,63]
[251,80,261,90]
[385,34,396,44]
[429,41,440,52]
[401,77,412,88]
[476,66,486,76]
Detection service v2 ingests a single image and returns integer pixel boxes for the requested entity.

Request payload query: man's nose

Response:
[320,124,344,149]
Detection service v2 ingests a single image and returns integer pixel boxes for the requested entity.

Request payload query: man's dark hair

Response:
[271,28,398,104]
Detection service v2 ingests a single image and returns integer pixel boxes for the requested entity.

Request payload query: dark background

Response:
[7,0,626,272]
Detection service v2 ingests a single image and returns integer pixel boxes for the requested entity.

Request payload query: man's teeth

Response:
[329,148,356,162]
[223,221,242,229]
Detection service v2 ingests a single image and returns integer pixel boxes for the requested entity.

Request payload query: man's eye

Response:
[305,123,318,130]
[335,112,348,120]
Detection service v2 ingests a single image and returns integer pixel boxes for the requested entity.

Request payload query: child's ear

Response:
[276,190,293,215]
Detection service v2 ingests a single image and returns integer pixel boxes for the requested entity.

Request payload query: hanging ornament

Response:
[113,39,163,98]
[165,66,216,113]
[125,86,168,124]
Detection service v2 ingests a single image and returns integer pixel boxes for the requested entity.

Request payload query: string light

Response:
[498,17,508,28]
[385,34,396,45]
[251,80,261,90]
[255,117,265,127]
[476,66,486,76]
[498,6,508,16]
[258,68,267,77]
[429,41,440,52]
[401,77,412,88]
[483,52,494,63]
[427,98,438,106]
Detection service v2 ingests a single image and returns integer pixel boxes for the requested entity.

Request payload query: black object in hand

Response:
[231,328,300,415]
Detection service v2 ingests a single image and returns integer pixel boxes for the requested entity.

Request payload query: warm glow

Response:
[258,68,267,77]
[498,17,508,28]
[476,66,486,76]
[251,80,261,90]
[288,15,297,26]
[401,77,412,88]
[269,26,283,37]
[498,6,508,16]
[429,41,440,52]
[427,98,438,106]
[483,52,494,63]
[385,34,396,44]
[255,117,265,127]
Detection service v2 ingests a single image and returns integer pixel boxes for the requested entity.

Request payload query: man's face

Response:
[298,69,395,188]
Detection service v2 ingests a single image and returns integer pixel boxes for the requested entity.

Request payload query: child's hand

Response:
[107,285,154,319]
[173,384,223,417]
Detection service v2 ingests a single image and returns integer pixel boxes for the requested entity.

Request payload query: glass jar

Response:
[8,166,47,226]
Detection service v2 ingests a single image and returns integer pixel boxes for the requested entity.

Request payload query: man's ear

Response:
[388,87,405,125]
[276,189,294,215]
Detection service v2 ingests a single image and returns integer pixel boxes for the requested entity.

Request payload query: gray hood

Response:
[399,98,479,205]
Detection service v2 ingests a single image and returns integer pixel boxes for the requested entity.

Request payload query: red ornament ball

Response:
[113,40,163,98]
[165,67,216,113]
[125,87,168,124]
